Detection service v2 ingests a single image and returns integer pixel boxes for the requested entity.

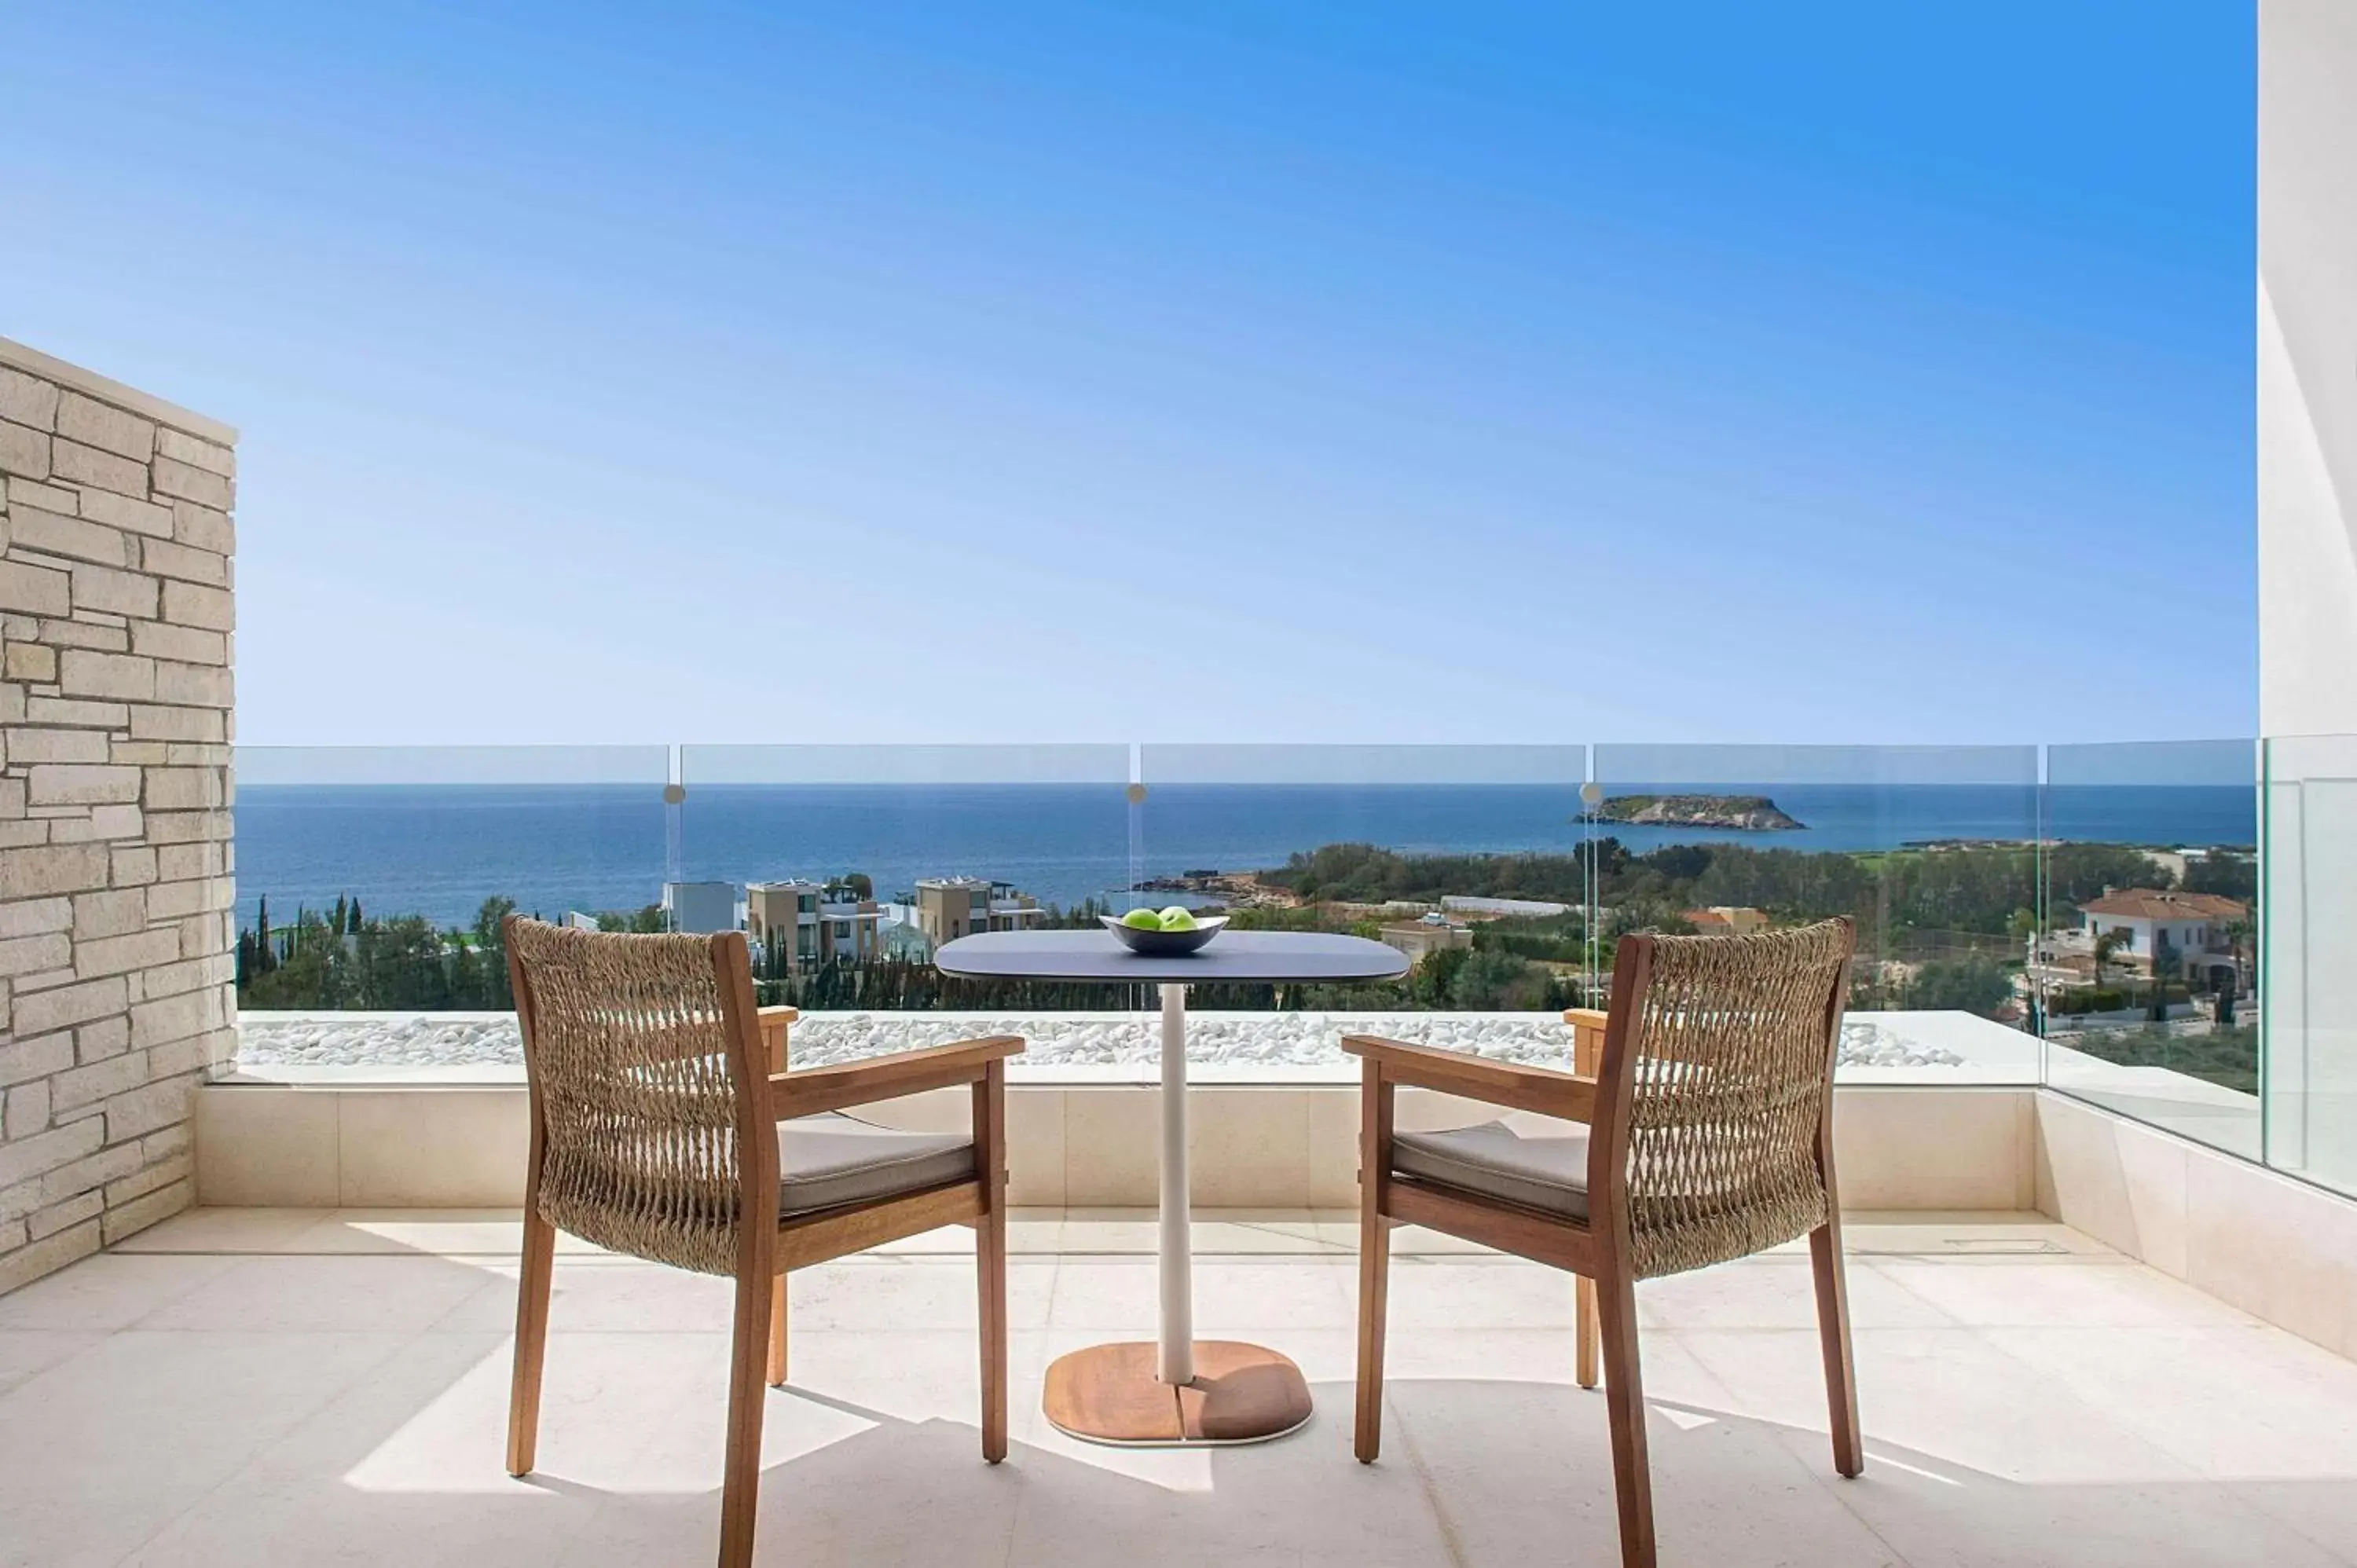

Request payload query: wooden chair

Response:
[1345,918,1861,1568]
[500,917,1022,1568]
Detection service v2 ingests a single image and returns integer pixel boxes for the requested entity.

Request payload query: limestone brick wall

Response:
[0,336,236,1294]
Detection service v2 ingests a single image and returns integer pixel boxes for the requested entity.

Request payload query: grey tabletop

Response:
[933,929,1410,984]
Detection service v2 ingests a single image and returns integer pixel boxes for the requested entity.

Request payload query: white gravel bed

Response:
[237,1010,1970,1072]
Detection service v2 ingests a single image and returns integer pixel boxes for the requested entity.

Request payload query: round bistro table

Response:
[934,928,1409,1445]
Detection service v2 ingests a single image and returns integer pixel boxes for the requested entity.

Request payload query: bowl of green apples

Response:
[1100,906,1229,955]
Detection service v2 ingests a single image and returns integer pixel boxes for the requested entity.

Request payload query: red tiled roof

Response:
[2080,889,2246,921]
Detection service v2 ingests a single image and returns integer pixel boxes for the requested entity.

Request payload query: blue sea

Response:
[232,782,2259,931]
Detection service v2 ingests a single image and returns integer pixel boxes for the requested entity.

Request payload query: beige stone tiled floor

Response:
[4,1208,2357,1566]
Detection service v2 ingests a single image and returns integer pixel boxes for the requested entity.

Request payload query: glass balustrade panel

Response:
[231,745,672,1070]
[2261,734,2357,1196]
[1137,743,1593,1075]
[2040,739,2260,1158]
[1589,742,2044,1085]
[679,744,1139,1070]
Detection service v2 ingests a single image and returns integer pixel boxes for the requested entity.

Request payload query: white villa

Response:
[2079,888,2247,965]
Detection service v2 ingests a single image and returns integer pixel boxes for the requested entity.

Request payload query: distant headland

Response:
[1588,793,1805,831]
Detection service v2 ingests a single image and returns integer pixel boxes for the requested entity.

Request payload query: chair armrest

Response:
[771,1036,1024,1119]
[1340,1035,1597,1123]
[1563,1007,1608,1074]
[757,1006,799,1072]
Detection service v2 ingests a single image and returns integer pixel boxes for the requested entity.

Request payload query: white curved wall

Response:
[2261,0,2357,735]
[2260,0,2357,1190]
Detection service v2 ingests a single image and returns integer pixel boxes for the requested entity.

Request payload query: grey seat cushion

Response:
[1391,1112,1590,1219]
[778,1112,976,1218]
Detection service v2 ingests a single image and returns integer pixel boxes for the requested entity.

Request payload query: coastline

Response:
[233,779,2258,931]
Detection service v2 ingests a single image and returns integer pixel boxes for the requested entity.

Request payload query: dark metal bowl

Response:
[1099,913,1230,955]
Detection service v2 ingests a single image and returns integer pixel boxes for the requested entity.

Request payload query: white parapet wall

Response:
[0,338,238,1295]
[194,1072,2039,1213]
[2037,1089,2357,1365]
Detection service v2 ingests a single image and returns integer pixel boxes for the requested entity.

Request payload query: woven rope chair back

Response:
[507,918,759,1276]
[1604,918,1855,1280]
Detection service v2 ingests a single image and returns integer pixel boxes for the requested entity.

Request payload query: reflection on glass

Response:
[2043,741,2260,1161]
[1591,745,2044,1084]
[2263,735,2357,1197]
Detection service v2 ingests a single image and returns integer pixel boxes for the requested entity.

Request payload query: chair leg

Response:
[1810,1216,1864,1477]
[975,1059,1010,1464]
[1355,1061,1394,1464]
[718,1264,773,1568]
[977,1185,1009,1463]
[768,1276,788,1388]
[1575,1274,1599,1390]
[506,1202,556,1477]
[1354,1197,1391,1462]
[1596,1269,1656,1568]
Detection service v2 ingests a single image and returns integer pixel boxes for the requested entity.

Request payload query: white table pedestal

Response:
[1039,982,1314,1446]
[1157,980,1195,1383]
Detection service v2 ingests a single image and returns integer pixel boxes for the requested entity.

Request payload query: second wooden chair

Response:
[1345,918,1863,1568]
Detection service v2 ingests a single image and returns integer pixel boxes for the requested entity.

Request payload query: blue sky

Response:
[0,2,2256,750]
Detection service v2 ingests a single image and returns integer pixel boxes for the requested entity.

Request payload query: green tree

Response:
[2150,941,2183,1021]
[448,939,489,1008]
[1409,945,1471,1008]
[1448,948,1549,1010]
[2180,852,2256,903]
[2092,930,2121,991]
[1692,845,1876,923]
[2048,843,2176,909]
[474,896,517,950]
[1906,958,2013,1018]
[471,896,519,1009]
[357,914,452,1009]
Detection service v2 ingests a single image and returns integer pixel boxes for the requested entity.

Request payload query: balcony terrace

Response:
[6,5,2357,1565]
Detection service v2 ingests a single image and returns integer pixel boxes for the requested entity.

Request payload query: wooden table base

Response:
[1043,1341,1314,1445]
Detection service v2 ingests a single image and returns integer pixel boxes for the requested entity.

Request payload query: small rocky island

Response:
[1589,793,1805,831]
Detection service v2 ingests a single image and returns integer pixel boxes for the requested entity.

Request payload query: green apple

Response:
[1121,908,1164,931]
[1158,906,1198,931]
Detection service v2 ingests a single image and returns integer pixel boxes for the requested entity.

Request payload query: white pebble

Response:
[240,1009,1971,1073]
